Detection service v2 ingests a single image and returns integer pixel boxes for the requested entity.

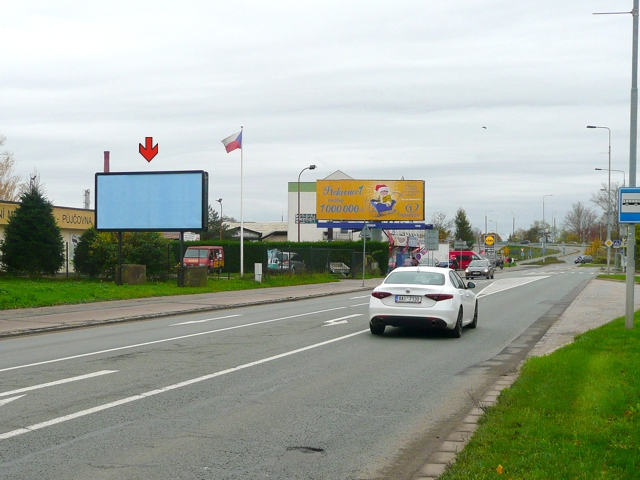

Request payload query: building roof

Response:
[226,221,288,240]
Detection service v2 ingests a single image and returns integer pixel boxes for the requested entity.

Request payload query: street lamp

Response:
[297,165,317,242]
[510,212,515,241]
[216,198,223,241]
[588,125,612,274]
[543,195,553,262]
[596,168,625,187]
[488,219,497,237]
[485,210,492,236]
[552,212,557,244]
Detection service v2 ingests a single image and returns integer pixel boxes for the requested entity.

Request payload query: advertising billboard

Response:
[95,171,208,231]
[316,180,424,221]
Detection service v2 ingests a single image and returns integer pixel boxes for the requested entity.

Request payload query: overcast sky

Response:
[0,1,636,239]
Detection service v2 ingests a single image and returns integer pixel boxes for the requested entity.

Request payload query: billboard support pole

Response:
[116,232,122,285]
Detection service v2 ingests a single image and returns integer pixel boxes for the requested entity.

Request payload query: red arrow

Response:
[139,137,158,162]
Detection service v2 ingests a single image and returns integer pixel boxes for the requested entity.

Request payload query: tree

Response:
[0,181,64,275]
[0,134,23,201]
[453,208,475,248]
[202,204,223,241]
[431,211,453,243]
[591,181,621,239]
[563,202,598,243]
[74,229,170,277]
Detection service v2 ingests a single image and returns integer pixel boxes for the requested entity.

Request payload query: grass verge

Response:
[0,273,343,310]
[438,313,640,480]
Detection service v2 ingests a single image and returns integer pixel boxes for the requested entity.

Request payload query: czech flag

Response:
[221,131,242,153]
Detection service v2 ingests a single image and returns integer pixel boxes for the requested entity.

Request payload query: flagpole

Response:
[240,126,244,277]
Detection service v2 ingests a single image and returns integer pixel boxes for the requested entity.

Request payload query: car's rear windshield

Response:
[385,271,445,286]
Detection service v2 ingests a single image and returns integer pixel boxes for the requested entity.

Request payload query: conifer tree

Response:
[453,208,475,248]
[0,181,64,275]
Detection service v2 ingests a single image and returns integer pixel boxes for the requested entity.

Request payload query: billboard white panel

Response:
[95,171,208,231]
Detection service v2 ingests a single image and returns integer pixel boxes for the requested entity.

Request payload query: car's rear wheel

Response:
[370,323,385,335]
[450,309,463,338]
[468,302,478,329]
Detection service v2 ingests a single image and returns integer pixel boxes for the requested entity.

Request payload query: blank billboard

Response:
[95,171,208,231]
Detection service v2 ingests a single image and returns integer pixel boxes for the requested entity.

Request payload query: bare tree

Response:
[431,211,453,243]
[563,202,598,243]
[590,181,621,236]
[0,134,23,201]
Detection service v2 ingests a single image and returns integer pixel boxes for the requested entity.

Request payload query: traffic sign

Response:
[613,239,622,249]
[605,239,613,248]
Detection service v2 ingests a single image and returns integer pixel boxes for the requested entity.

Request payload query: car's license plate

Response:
[396,295,422,303]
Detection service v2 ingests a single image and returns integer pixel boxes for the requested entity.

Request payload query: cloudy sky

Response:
[0,1,635,239]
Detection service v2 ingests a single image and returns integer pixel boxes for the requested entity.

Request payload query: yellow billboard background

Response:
[0,201,94,230]
[316,180,424,221]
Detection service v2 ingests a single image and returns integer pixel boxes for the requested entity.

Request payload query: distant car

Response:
[579,255,593,264]
[574,256,583,264]
[437,259,455,269]
[418,257,440,267]
[465,259,495,279]
[368,266,478,338]
[267,251,306,274]
[520,240,531,244]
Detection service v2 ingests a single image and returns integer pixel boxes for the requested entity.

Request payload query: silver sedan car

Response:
[368,266,478,338]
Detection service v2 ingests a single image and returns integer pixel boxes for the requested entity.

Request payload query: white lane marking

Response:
[0,329,369,440]
[350,302,369,307]
[0,396,25,407]
[0,307,347,374]
[349,295,371,299]
[323,314,362,326]
[476,276,548,298]
[171,314,242,326]
[0,371,117,398]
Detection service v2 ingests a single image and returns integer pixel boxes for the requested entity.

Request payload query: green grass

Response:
[0,274,341,310]
[438,314,640,480]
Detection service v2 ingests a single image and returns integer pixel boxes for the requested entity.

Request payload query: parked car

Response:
[267,251,306,274]
[437,259,456,269]
[368,266,478,338]
[418,257,440,267]
[465,259,495,279]
[182,246,224,273]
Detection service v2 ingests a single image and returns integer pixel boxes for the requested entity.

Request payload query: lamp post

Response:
[543,195,553,262]
[552,211,557,244]
[216,198,223,241]
[510,212,515,241]
[484,210,492,236]
[488,219,497,237]
[297,165,317,242]
[588,125,612,274]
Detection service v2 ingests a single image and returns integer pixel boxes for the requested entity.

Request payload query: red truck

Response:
[182,246,224,273]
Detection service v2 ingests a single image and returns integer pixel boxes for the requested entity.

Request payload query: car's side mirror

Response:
[466,281,476,289]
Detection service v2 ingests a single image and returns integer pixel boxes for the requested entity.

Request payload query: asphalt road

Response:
[0,263,597,479]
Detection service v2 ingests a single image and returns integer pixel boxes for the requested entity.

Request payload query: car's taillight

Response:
[372,291,393,299]
[425,293,453,302]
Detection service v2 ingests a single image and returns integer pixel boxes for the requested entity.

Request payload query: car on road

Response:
[578,255,593,264]
[368,266,478,338]
[465,259,495,279]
